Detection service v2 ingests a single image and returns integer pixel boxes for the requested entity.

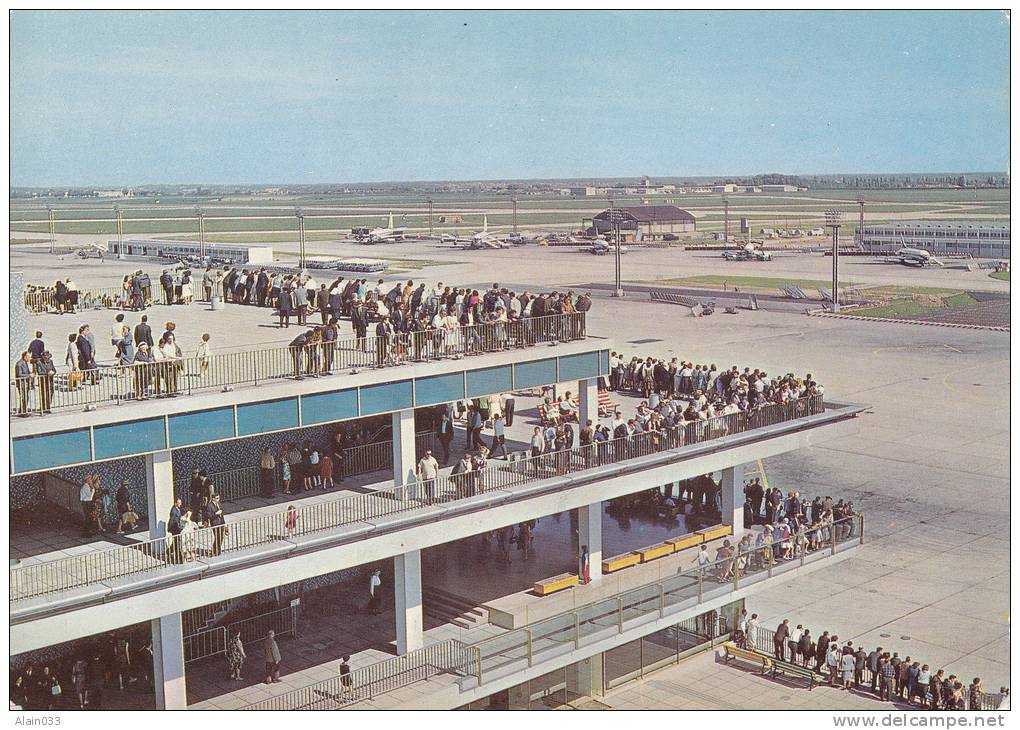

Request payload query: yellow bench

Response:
[697,524,733,543]
[533,573,579,596]
[721,641,772,673]
[638,542,674,562]
[602,552,641,574]
[666,533,702,552]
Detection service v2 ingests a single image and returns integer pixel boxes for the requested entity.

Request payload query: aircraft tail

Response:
[482,215,488,232]
[387,212,394,229]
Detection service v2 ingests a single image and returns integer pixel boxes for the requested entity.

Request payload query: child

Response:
[285,505,298,538]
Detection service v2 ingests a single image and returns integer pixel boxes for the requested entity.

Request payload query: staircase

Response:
[422,587,489,630]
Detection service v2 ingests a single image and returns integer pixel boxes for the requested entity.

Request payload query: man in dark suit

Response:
[774,619,789,661]
[159,270,174,305]
[256,269,270,307]
[351,302,369,349]
[27,331,46,363]
[76,325,97,378]
[289,330,310,379]
[167,498,185,563]
[134,315,153,349]
[374,318,392,367]
[316,284,330,325]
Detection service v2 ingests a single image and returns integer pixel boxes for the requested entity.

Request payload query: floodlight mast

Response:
[295,207,306,270]
[825,209,844,312]
[114,205,124,259]
[194,206,206,260]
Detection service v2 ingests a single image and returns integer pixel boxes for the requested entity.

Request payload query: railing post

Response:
[767,548,774,578]
[733,562,739,592]
[658,584,665,618]
[697,571,703,603]
[617,598,624,633]
[474,646,482,685]
[831,523,837,555]
[859,515,865,544]
[526,629,533,667]
[252,351,258,386]
[574,613,580,649]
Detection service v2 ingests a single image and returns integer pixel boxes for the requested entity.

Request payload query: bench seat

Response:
[697,524,733,543]
[533,572,579,596]
[601,552,641,574]
[721,641,772,673]
[638,542,674,562]
[771,658,816,689]
[666,533,702,552]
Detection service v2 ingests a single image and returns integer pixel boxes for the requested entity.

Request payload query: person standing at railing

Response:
[167,498,185,564]
[435,413,454,465]
[76,325,98,384]
[35,351,56,414]
[226,630,246,681]
[14,352,34,417]
[158,332,183,396]
[278,286,295,328]
[367,570,383,614]
[263,630,282,684]
[132,343,156,400]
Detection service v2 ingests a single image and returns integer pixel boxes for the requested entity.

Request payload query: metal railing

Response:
[24,285,124,314]
[172,432,436,504]
[9,396,825,604]
[242,639,473,710]
[9,313,586,416]
[467,514,864,686]
[184,605,298,664]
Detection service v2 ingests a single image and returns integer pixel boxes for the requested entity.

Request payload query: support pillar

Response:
[151,612,187,710]
[144,449,175,540]
[721,465,745,541]
[578,501,602,583]
[567,655,604,699]
[577,377,599,429]
[395,549,424,655]
[392,409,417,500]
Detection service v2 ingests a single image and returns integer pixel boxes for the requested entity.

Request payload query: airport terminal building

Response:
[107,238,275,264]
[8,294,869,711]
[858,221,1010,258]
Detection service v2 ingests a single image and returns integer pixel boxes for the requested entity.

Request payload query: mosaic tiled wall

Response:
[10,271,27,367]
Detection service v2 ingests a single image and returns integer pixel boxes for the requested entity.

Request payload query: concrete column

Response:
[144,449,175,540]
[721,465,744,540]
[392,409,417,500]
[577,377,599,428]
[394,549,424,655]
[578,501,602,583]
[567,655,604,698]
[151,612,187,710]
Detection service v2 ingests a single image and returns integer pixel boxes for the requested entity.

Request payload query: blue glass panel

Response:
[415,373,464,406]
[302,389,358,425]
[599,349,610,375]
[236,398,298,436]
[359,381,413,415]
[514,358,558,389]
[94,418,166,460]
[466,365,512,398]
[558,352,600,382]
[168,407,235,447]
[12,429,91,473]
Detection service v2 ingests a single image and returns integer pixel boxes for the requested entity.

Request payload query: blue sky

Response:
[10,10,1010,186]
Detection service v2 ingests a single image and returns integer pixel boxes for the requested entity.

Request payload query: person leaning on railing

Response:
[14,352,34,417]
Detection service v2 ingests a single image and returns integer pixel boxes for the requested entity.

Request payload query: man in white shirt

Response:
[416,449,440,501]
[529,426,545,457]
[788,624,804,663]
[79,479,95,530]
[746,613,760,650]
[368,570,383,614]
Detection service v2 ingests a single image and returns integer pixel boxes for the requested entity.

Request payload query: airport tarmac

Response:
[10,241,1011,689]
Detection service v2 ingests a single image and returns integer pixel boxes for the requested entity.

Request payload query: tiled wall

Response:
[11,271,27,367]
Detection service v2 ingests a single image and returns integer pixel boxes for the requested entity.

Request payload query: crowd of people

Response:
[736,611,1008,710]
[11,631,153,710]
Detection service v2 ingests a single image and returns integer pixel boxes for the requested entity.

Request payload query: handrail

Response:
[9,312,586,417]
[9,395,826,605]
[184,604,298,664]
[468,514,863,682]
[261,515,861,710]
[241,639,473,710]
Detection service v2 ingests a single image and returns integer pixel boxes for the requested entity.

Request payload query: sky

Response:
[9,10,1012,187]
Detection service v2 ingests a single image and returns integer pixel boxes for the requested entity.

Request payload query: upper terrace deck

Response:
[10,395,865,654]
[10,314,599,474]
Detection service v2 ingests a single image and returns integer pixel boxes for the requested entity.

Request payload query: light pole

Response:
[47,206,55,255]
[113,204,124,259]
[195,206,206,260]
[512,195,518,235]
[295,207,306,270]
[825,209,843,312]
[723,196,729,243]
[607,195,624,298]
[427,197,434,236]
[857,197,865,247]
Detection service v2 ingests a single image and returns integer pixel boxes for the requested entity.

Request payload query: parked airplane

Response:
[889,247,943,267]
[587,236,628,255]
[449,217,507,249]
[362,213,406,244]
[722,242,772,261]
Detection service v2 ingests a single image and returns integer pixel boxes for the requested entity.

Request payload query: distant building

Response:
[859,221,1010,258]
[107,238,274,264]
[760,184,801,193]
[592,205,696,241]
[711,184,739,194]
